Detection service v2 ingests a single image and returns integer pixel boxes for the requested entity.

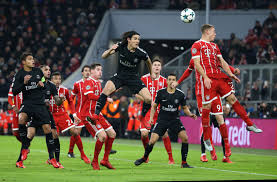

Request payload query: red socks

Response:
[103,137,115,161]
[202,109,211,141]
[74,135,85,156]
[93,139,104,162]
[232,100,253,126]
[69,136,75,153]
[141,136,149,149]
[162,136,173,160]
[219,123,229,141]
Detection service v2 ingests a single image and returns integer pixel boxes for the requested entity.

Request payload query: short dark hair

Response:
[20,52,32,62]
[81,65,90,72]
[121,31,140,46]
[168,73,177,78]
[91,63,102,70]
[152,56,162,65]
[39,65,48,69]
[51,71,61,78]
[201,24,214,34]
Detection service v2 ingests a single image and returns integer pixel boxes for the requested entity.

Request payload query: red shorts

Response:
[81,113,112,137]
[53,112,75,133]
[12,113,19,131]
[199,77,234,104]
[75,112,85,129]
[140,110,158,131]
[196,95,223,116]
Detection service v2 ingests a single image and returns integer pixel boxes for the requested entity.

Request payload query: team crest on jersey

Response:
[192,48,197,54]
[159,83,162,86]
[60,94,64,97]
[206,95,210,100]
[134,58,138,63]
[174,99,179,104]
[86,85,91,90]
[47,90,50,95]
[36,75,40,79]
[97,124,101,129]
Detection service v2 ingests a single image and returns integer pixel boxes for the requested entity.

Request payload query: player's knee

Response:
[162,132,169,138]
[108,129,116,138]
[181,135,188,143]
[141,130,149,138]
[226,94,237,105]
[98,131,107,142]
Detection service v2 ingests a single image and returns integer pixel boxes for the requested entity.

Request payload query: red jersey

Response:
[141,74,167,102]
[8,85,23,109]
[71,79,85,114]
[50,85,75,114]
[81,77,102,118]
[191,39,223,77]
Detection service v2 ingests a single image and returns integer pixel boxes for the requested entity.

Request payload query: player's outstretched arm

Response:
[182,105,197,120]
[218,57,240,83]
[149,102,157,125]
[173,68,193,88]
[102,43,119,59]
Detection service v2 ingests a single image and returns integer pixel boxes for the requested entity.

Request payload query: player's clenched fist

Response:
[24,75,32,84]
[37,81,44,87]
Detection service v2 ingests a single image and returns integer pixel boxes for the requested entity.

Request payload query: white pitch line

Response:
[113,142,277,158]
[31,149,277,178]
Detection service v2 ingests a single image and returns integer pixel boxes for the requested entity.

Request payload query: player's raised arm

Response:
[102,43,119,59]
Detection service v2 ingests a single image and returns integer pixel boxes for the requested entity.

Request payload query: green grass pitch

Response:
[1,135,277,181]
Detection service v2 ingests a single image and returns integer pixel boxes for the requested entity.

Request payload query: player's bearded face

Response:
[128,35,140,49]
[43,66,51,79]
[152,62,161,74]
[24,56,35,68]
[82,68,90,78]
[52,75,61,87]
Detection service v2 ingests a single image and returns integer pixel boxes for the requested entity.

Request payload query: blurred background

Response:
[0,0,276,140]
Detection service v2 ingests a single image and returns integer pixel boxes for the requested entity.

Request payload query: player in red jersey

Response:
[67,65,90,158]
[173,58,239,162]
[50,72,91,164]
[8,85,23,142]
[139,58,175,164]
[191,24,262,151]
[81,63,117,170]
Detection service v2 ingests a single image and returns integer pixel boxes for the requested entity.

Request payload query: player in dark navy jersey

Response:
[11,52,59,168]
[88,31,153,124]
[134,73,197,168]
[26,65,65,168]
